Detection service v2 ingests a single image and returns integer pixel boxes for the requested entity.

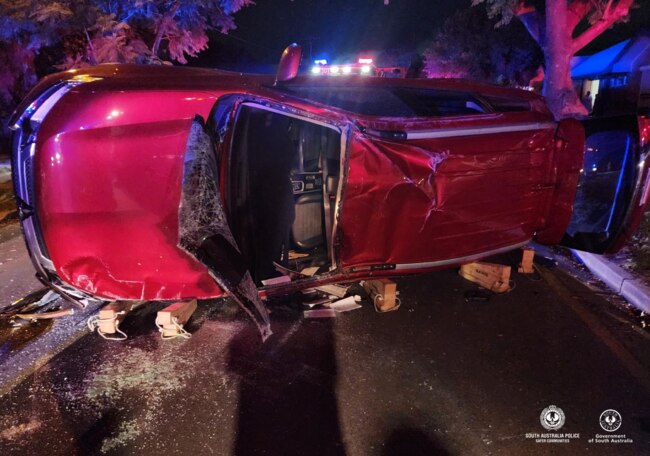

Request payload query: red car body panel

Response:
[14,63,646,304]
[36,89,224,300]
[339,122,557,269]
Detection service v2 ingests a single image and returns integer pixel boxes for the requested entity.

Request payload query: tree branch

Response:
[151,1,181,56]
[514,2,542,44]
[571,0,634,53]
[567,0,591,31]
[84,27,97,65]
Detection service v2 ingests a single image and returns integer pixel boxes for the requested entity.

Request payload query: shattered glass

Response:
[178,117,272,341]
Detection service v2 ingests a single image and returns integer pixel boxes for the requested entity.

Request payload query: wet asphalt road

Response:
[0,223,41,307]
[0,222,650,455]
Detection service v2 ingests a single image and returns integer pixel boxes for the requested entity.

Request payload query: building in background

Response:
[572,31,650,116]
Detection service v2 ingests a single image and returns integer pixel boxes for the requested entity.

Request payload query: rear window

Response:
[281,86,490,117]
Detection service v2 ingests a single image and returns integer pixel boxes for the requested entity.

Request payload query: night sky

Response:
[194,0,650,70]
[234,0,463,60]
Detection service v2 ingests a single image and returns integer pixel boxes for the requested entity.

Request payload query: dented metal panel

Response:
[338,122,557,270]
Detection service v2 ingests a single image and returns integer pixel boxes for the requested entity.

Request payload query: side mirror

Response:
[275,44,302,85]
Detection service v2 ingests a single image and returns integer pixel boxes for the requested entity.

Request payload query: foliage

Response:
[0,0,255,147]
[469,0,635,118]
[472,0,520,27]
[423,6,542,86]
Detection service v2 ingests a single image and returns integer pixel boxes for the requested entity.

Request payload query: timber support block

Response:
[156,299,198,339]
[98,301,133,335]
[363,278,399,312]
[459,262,511,293]
[518,248,535,274]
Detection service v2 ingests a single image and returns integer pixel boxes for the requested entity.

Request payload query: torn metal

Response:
[177,117,272,340]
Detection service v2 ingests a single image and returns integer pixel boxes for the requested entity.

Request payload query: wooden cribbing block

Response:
[518,248,535,274]
[459,262,511,293]
[363,278,398,312]
[98,301,133,334]
[156,300,197,338]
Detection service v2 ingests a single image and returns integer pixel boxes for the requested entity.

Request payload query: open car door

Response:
[181,91,347,304]
[178,115,273,340]
[560,114,650,254]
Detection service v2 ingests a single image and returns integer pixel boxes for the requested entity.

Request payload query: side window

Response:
[481,95,531,112]
[280,86,491,117]
[392,88,488,116]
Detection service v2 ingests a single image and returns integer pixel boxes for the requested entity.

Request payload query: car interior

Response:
[226,104,341,283]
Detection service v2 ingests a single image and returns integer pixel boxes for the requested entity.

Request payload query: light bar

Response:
[358,58,373,64]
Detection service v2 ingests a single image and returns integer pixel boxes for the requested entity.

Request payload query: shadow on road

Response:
[381,425,451,456]
[227,304,346,455]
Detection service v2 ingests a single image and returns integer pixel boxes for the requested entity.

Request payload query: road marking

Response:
[539,267,650,394]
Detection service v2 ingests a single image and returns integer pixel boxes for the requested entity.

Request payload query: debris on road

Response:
[0,289,69,325]
[304,309,337,318]
[315,284,349,298]
[13,308,74,321]
[325,296,362,313]
[303,296,332,308]
[288,251,309,260]
[300,266,320,277]
[261,275,292,286]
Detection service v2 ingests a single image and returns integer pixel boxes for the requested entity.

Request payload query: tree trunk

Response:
[542,0,587,119]
[84,28,97,65]
[151,21,166,57]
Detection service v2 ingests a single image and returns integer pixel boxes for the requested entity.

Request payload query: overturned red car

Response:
[10,46,650,337]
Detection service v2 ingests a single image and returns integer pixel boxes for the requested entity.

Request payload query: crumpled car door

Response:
[336,116,560,273]
[178,116,271,340]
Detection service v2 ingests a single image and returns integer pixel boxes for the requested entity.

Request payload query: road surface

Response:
[0,220,649,455]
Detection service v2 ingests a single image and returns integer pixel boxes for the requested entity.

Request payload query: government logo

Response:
[599,409,622,432]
